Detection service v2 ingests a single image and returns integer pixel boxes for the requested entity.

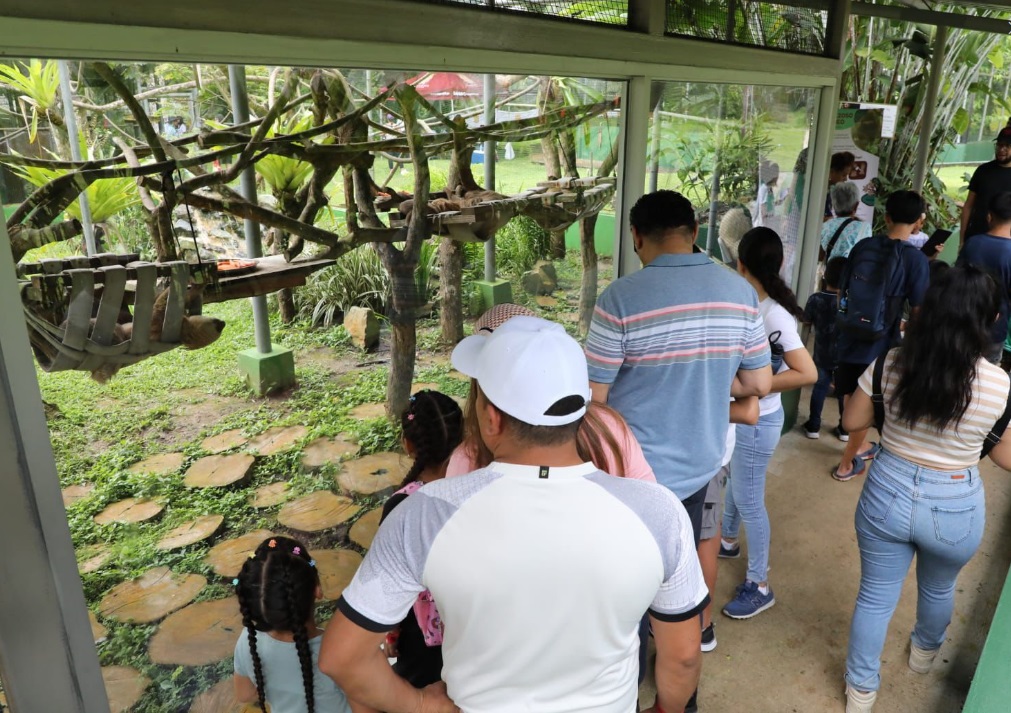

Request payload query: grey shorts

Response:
[700,465,729,541]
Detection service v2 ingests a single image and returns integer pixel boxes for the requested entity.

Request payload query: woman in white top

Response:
[842,265,1011,713]
[720,227,817,620]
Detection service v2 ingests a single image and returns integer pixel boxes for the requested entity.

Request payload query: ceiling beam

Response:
[852,1,1011,34]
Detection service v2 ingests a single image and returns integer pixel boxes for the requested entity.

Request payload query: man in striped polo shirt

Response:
[586,190,772,540]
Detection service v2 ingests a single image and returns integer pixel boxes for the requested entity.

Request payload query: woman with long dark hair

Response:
[842,265,1011,712]
[719,227,817,620]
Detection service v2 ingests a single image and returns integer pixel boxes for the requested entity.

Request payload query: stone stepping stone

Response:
[350,402,386,420]
[277,492,360,533]
[535,295,558,308]
[201,429,248,454]
[78,544,112,574]
[206,529,274,578]
[62,483,95,507]
[129,452,185,476]
[315,549,364,601]
[189,679,260,713]
[250,482,290,508]
[184,454,255,488]
[89,610,107,644]
[94,498,164,525]
[99,566,206,623]
[103,666,150,713]
[349,509,383,550]
[148,597,242,666]
[156,515,225,551]
[248,425,309,456]
[301,436,360,471]
[337,453,406,495]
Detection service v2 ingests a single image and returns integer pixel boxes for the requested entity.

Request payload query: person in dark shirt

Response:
[801,257,847,439]
[832,191,931,481]
[957,191,1011,364]
[960,126,1011,248]
[826,151,856,220]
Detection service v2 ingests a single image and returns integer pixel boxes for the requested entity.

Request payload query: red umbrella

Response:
[405,72,482,99]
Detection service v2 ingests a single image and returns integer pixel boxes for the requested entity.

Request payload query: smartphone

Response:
[921,228,952,256]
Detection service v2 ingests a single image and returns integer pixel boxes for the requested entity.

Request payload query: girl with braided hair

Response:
[379,389,464,688]
[233,535,373,713]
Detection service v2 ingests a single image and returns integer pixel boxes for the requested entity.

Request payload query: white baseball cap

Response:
[451,315,590,427]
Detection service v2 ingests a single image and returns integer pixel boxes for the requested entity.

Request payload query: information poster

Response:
[832,106,885,223]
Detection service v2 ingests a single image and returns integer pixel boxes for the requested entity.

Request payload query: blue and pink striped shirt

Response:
[586,253,770,499]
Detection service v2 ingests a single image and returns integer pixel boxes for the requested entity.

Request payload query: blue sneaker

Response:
[723,581,775,619]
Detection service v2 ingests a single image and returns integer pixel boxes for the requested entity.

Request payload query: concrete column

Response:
[57,60,96,256]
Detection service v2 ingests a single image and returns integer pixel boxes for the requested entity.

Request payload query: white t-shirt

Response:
[859,351,1010,469]
[339,462,708,713]
[759,297,804,416]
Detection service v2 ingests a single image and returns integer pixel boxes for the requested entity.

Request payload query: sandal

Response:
[832,456,866,482]
[857,442,881,461]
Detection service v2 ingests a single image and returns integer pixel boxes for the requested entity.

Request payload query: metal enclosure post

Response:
[0,220,109,713]
[614,75,652,278]
[913,24,948,193]
[796,83,840,303]
[57,60,96,256]
[228,64,272,354]
[483,71,496,281]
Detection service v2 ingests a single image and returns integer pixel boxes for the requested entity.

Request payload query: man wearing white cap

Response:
[321,316,708,713]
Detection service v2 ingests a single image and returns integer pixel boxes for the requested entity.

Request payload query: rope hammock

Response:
[19,254,219,382]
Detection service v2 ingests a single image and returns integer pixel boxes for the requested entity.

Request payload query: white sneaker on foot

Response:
[845,685,876,713]
[908,643,938,673]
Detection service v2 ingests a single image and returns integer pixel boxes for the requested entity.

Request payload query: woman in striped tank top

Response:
[842,265,1011,712]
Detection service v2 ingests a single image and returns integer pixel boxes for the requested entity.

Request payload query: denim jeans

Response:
[845,449,984,692]
[807,364,842,430]
[722,406,783,583]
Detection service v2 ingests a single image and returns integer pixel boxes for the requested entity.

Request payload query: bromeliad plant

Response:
[0,59,62,144]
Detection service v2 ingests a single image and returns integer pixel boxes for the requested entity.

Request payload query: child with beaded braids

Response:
[379,390,464,688]
[233,535,374,713]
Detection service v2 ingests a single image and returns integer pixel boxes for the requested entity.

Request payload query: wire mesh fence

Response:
[666,1,827,55]
[397,0,629,26]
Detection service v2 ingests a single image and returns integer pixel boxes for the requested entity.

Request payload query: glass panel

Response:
[666,1,827,56]
[0,58,622,710]
[647,80,818,286]
[399,0,628,26]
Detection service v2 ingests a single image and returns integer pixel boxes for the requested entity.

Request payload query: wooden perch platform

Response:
[202,254,335,304]
[385,176,617,241]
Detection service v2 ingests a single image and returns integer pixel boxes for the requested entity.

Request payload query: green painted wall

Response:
[937,141,993,165]
[964,564,1011,712]
[564,213,616,255]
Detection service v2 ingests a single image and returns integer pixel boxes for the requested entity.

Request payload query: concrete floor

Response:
[638,409,1011,713]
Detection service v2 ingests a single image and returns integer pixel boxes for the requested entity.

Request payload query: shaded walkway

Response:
[640,395,1011,711]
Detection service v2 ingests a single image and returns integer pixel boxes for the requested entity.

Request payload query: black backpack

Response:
[872,356,1011,458]
[837,236,905,342]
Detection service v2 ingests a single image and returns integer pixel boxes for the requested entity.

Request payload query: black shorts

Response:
[835,362,870,397]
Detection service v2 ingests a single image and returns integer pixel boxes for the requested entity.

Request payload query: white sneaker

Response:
[909,643,938,674]
[845,685,876,713]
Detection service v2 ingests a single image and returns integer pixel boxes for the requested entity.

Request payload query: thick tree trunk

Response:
[549,230,567,260]
[438,238,464,344]
[277,288,296,324]
[578,214,598,337]
[386,262,420,419]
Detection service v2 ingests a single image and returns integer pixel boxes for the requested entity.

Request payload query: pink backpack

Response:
[395,482,444,647]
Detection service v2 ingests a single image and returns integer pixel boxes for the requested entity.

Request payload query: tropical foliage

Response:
[0,59,61,143]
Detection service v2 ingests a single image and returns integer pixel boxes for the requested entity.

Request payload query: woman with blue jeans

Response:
[842,266,1011,712]
[720,228,817,619]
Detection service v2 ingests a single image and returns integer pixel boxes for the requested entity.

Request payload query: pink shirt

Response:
[445,409,656,482]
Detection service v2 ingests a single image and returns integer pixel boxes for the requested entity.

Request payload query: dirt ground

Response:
[638,392,1011,713]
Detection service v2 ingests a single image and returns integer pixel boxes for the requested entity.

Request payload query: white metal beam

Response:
[0,221,109,713]
[0,1,838,87]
